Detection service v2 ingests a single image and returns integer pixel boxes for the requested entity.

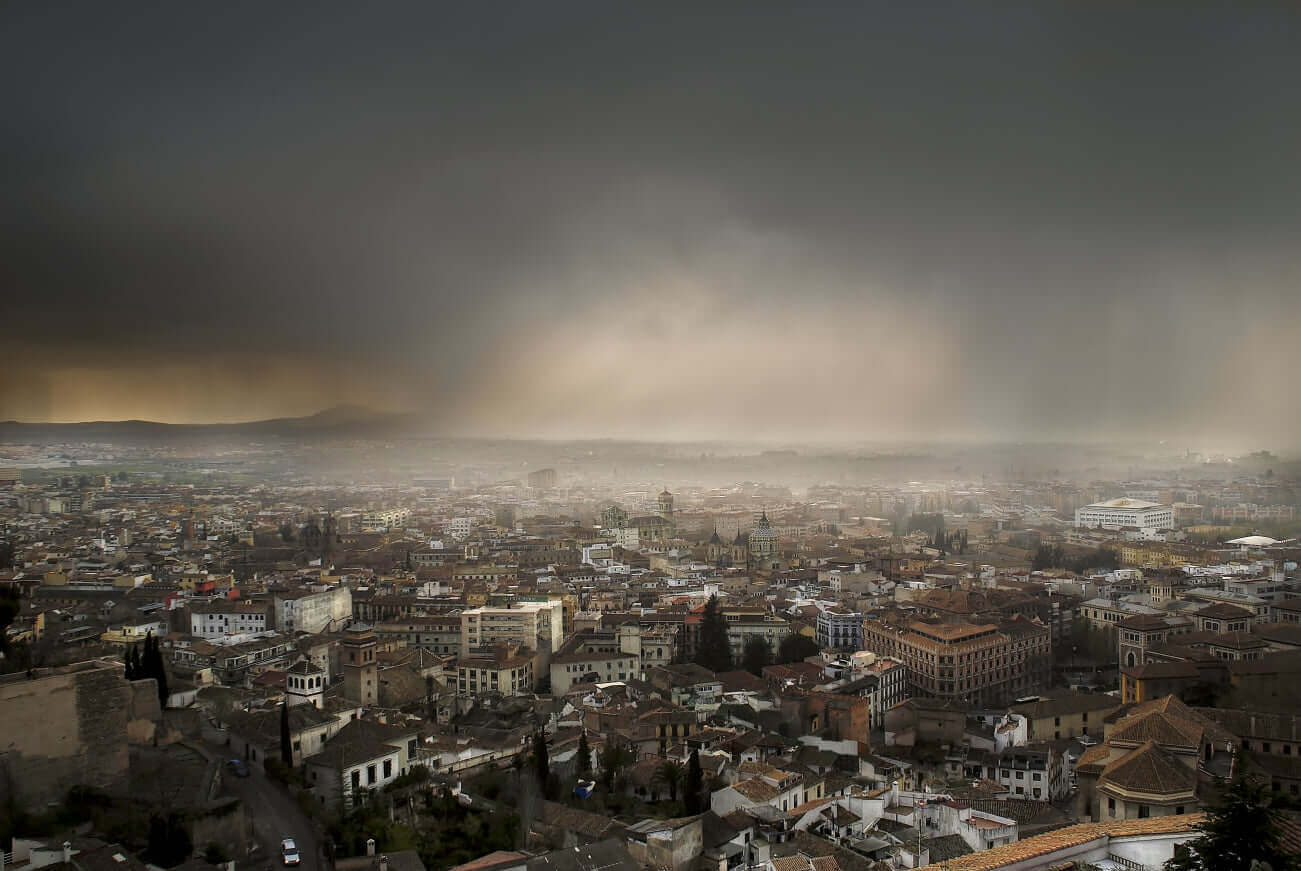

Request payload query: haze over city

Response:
[8,8,1301,871]
[3,5,1299,450]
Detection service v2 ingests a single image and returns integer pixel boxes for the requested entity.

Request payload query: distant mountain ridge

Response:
[0,405,421,440]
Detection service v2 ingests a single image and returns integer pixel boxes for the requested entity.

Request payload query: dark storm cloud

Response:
[2,4,1298,446]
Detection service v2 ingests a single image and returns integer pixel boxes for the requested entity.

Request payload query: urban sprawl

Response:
[2,445,1300,871]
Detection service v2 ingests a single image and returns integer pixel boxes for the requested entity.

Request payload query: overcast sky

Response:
[2,4,1298,448]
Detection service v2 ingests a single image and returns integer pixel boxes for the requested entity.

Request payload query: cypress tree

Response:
[280,702,293,766]
[685,749,703,815]
[575,731,592,777]
[532,730,550,798]
[694,595,733,673]
[143,631,169,706]
[1165,770,1298,871]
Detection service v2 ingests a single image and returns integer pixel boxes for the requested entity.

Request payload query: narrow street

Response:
[222,765,325,871]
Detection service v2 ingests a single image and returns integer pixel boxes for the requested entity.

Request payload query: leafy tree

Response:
[575,731,592,778]
[652,761,683,802]
[777,633,821,664]
[742,636,772,676]
[684,749,703,815]
[694,595,733,673]
[280,702,293,766]
[1165,770,1297,871]
[1032,544,1065,571]
[598,742,630,793]
[279,522,296,543]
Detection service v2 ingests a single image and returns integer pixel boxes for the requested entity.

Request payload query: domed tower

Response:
[749,511,778,567]
[656,489,674,520]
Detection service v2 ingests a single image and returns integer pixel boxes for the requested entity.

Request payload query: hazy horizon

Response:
[3,6,1298,448]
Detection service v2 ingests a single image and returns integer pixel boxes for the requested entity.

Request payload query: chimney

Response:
[63,842,73,864]
[366,839,376,857]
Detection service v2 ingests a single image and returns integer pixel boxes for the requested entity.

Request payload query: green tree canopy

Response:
[777,633,821,664]
[694,595,733,673]
[742,635,772,676]
[1165,771,1298,871]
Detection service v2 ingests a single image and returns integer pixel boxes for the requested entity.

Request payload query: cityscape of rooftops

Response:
[2,6,1299,871]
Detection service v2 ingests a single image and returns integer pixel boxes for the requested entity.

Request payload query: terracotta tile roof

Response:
[1073,743,1116,774]
[917,814,1205,870]
[1098,742,1197,798]
[447,851,526,871]
[772,857,842,871]
[1277,812,1301,855]
[1108,695,1236,748]
[789,796,837,815]
[731,777,781,802]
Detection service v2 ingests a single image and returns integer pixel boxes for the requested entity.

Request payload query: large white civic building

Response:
[1074,498,1173,531]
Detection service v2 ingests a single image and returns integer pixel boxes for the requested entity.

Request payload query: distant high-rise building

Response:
[527,467,557,489]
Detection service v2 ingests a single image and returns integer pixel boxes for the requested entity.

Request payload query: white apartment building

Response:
[1075,499,1173,532]
[191,601,269,639]
[460,600,565,670]
[445,516,474,539]
[362,508,410,530]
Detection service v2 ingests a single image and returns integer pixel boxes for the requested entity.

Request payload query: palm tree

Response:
[652,761,683,802]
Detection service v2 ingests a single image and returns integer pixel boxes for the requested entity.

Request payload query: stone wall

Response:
[0,660,131,810]
[126,678,163,744]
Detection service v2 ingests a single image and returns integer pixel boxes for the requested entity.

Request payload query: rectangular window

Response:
[1108,798,1115,816]
[1138,805,1150,818]
[367,764,376,785]
[383,759,392,778]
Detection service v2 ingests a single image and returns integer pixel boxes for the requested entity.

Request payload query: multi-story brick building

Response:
[861,615,1051,706]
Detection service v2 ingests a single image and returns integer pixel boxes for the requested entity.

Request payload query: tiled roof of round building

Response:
[1097,741,1197,799]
